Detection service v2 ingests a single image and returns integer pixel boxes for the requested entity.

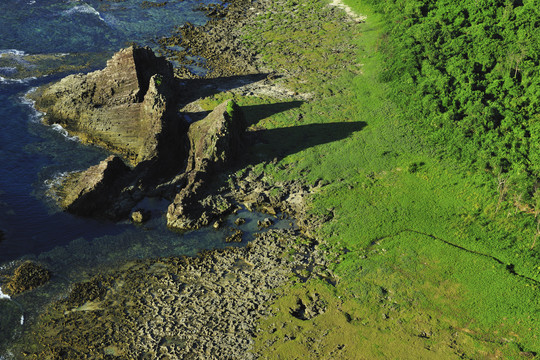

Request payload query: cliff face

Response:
[34,46,182,166]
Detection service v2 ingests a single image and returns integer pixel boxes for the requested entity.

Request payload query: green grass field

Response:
[199,0,539,357]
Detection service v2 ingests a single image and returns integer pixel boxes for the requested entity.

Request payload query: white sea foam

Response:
[62,4,105,23]
[0,353,14,360]
[0,261,16,272]
[19,88,45,123]
[44,171,74,191]
[102,13,120,27]
[51,123,80,141]
[0,67,17,75]
[0,76,37,84]
[0,49,26,57]
[0,286,11,300]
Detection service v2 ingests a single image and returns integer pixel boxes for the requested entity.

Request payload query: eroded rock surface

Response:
[167,99,246,230]
[21,230,331,359]
[34,45,182,165]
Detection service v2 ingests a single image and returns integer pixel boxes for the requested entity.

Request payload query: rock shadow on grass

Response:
[246,121,367,164]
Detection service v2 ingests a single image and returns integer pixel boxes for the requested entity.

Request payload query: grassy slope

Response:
[202,0,539,358]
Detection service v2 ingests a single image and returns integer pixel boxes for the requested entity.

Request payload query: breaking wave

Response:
[51,124,80,141]
[61,3,105,23]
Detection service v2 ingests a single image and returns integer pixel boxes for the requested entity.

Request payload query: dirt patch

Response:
[328,0,367,23]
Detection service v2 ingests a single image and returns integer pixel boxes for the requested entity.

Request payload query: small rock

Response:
[243,202,254,212]
[234,217,246,225]
[257,218,274,228]
[261,205,277,216]
[131,209,151,223]
[225,230,243,243]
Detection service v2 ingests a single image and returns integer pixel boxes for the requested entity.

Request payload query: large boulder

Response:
[57,155,132,218]
[34,46,183,165]
[166,100,246,230]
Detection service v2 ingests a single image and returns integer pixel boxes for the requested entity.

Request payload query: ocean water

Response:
[0,1,291,356]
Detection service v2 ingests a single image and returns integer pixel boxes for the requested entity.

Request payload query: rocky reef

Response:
[18,230,331,359]
[33,46,247,222]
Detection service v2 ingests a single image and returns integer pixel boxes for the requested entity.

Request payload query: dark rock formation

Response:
[4,261,51,296]
[63,278,107,308]
[166,99,246,230]
[289,293,327,320]
[34,45,183,166]
[234,217,246,225]
[34,46,248,224]
[257,217,274,228]
[57,155,132,218]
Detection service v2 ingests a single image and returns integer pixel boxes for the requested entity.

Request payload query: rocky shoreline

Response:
[18,230,331,359]
[8,0,337,358]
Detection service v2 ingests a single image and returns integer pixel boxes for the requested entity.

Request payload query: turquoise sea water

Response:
[0,1,290,356]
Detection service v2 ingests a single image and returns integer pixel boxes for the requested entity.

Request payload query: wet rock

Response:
[21,229,333,359]
[131,209,151,223]
[33,45,183,166]
[4,261,51,296]
[158,0,262,78]
[64,278,107,308]
[227,166,332,237]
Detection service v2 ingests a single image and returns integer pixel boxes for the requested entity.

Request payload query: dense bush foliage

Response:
[368,0,540,199]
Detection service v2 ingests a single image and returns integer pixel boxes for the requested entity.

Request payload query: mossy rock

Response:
[4,261,51,296]
[64,278,107,308]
